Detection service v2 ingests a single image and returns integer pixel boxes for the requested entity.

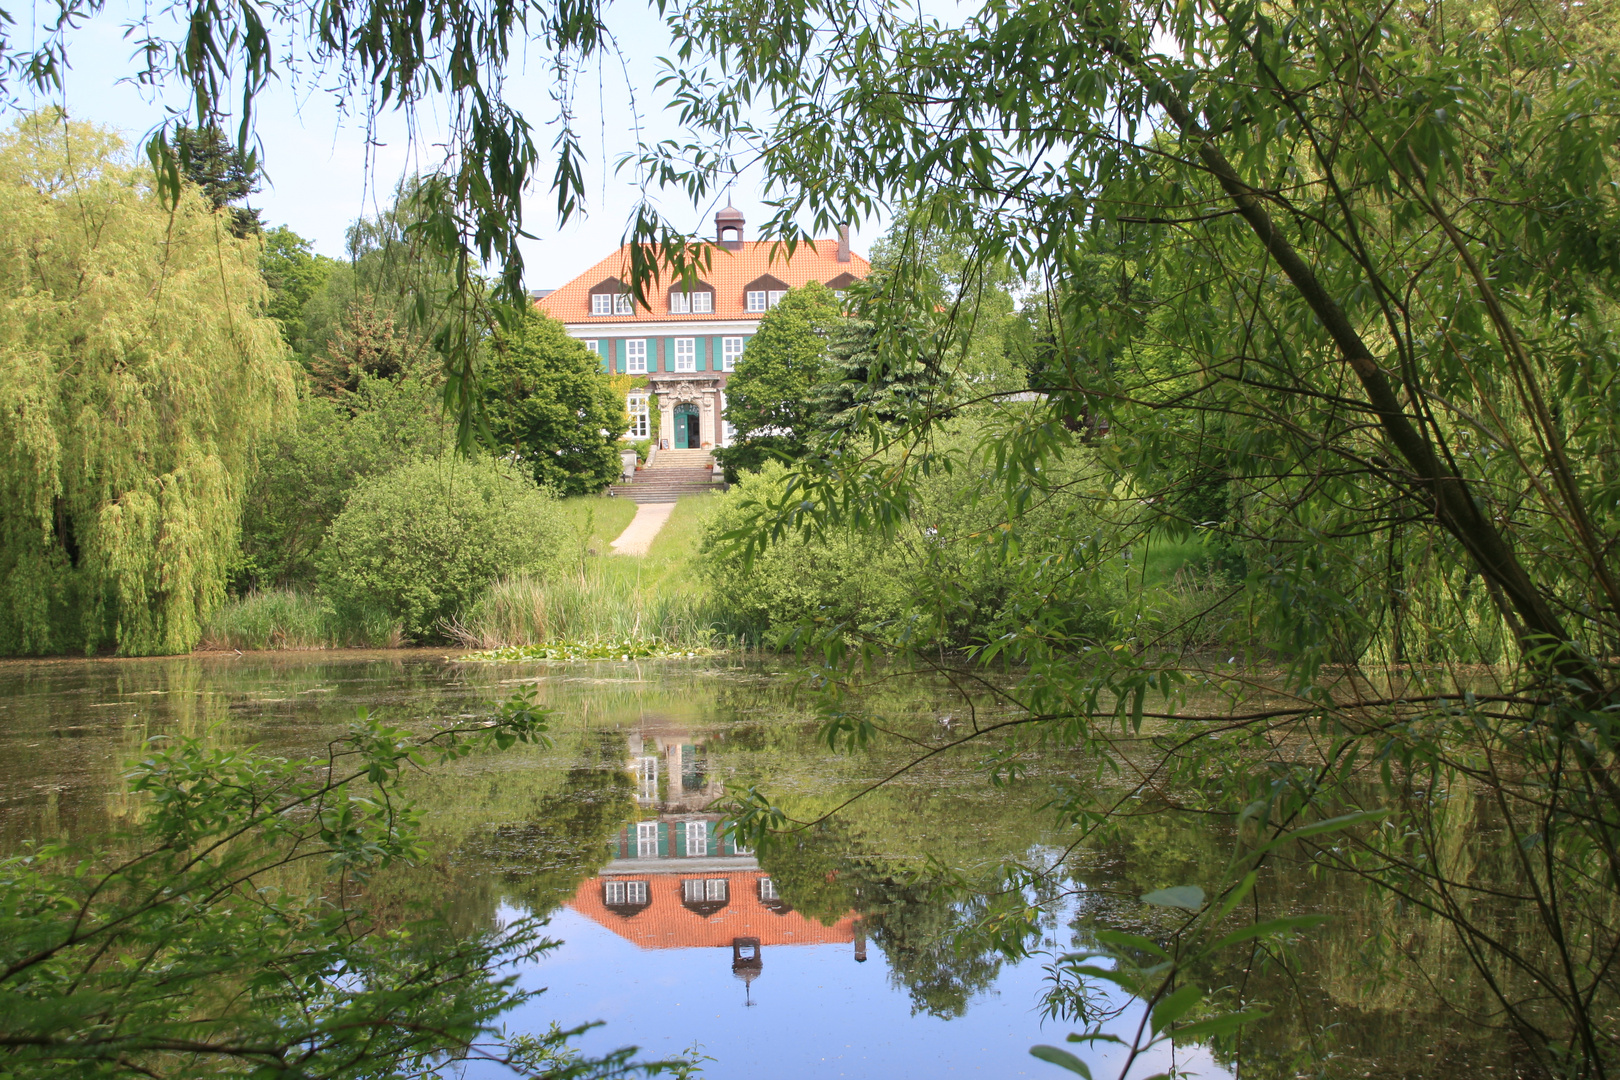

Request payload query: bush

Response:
[237,370,451,590]
[699,461,919,641]
[318,457,570,640]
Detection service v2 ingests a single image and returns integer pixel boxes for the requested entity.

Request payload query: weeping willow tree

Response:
[0,112,295,656]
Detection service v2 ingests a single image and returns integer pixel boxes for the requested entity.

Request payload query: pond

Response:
[0,652,1508,1079]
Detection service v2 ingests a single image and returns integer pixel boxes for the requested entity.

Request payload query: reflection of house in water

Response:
[571,814,858,950]
[627,717,726,811]
[577,715,861,991]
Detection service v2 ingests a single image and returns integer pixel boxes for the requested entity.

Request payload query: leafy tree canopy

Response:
[661,0,1620,1072]
[0,112,294,656]
[258,225,338,358]
[172,123,261,236]
[718,281,842,476]
[483,310,627,496]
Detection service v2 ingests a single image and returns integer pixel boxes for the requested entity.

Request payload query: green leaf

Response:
[1030,1045,1094,1076]
[1141,885,1205,910]
[1166,1010,1270,1042]
[1150,983,1203,1034]
[1093,928,1172,960]
[1205,914,1332,955]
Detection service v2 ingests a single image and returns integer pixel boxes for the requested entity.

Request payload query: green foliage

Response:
[717,282,843,477]
[318,456,570,641]
[0,113,295,657]
[197,587,402,650]
[258,226,337,358]
[484,310,626,496]
[309,296,434,398]
[456,494,737,649]
[644,0,1620,1071]
[237,372,451,589]
[462,638,718,661]
[0,692,636,1077]
[701,462,912,639]
[703,430,1127,647]
[172,124,261,237]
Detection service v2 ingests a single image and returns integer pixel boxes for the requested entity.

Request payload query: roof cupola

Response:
[716,203,745,250]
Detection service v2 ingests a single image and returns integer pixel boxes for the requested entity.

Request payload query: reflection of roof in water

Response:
[570,871,856,949]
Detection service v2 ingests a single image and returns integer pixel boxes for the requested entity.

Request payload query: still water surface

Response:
[0,651,1499,1079]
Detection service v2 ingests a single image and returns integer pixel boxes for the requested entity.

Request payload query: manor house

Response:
[533,206,870,449]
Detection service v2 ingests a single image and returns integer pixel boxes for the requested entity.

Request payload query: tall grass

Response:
[454,493,740,649]
[198,590,403,650]
[450,571,724,648]
[203,495,731,652]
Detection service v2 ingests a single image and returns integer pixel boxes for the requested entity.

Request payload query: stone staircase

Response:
[609,448,727,503]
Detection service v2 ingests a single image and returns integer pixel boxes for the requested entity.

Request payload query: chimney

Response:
[836,223,851,263]
[716,203,745,251]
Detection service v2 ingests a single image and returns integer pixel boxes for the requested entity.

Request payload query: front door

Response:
[674,405,698,448]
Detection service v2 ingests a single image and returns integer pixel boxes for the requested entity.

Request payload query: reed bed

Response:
[198,589,403,650]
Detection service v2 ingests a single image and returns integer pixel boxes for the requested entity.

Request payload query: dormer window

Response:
[589,276,634,316]
[668,284,714,314]
[744,274,790,314]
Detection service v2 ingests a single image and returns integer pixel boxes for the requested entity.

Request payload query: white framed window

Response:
[669,291,689,314]
[692,291,713,313]
[683,878,728,902]
[759,878,778,901]
[833,290,847,302]
[685,820,709,857]
[591,294,613,315]
[721,391,736,447]
[605,880,648,905]
[625,339,648,374]
[767,289,787,308]
[746,290,767,312]
[584,339,600,356]
[634,755,657,800]
[627,394,650,439]
[721,337,743,371]
[614,293,633,316]
[674,338,696,372]
[636,820,659,858]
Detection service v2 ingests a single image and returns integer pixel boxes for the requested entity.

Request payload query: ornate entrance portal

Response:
[673,403,700,449]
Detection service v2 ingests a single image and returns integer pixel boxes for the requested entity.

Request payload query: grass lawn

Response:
[556,495,638,555]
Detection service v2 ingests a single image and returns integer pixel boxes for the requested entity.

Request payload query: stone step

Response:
[609,482,726,503]
[636,469,716,480]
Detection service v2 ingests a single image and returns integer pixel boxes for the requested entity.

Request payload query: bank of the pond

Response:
[199,493,731,653]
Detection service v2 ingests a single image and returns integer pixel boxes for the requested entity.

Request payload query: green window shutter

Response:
[614,340,626,374]
[664,337,675,372]
[695,337,708,372]
[658,822,668,857]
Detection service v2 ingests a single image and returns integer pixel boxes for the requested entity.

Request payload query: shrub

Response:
[318,457,569,640]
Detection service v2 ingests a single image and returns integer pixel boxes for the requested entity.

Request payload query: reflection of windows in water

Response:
[634,756,658,800]
[680,746,707,791]
[636,821,659,858]
[759,877,779,901]
[683,878,727,902]
[685,820,709,857]
[605,880,648,905]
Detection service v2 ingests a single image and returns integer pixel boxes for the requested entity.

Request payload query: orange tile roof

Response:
[570,871,856,949]
[535,239,870,325]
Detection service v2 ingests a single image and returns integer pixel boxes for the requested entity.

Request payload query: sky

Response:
[21,0,886,290]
